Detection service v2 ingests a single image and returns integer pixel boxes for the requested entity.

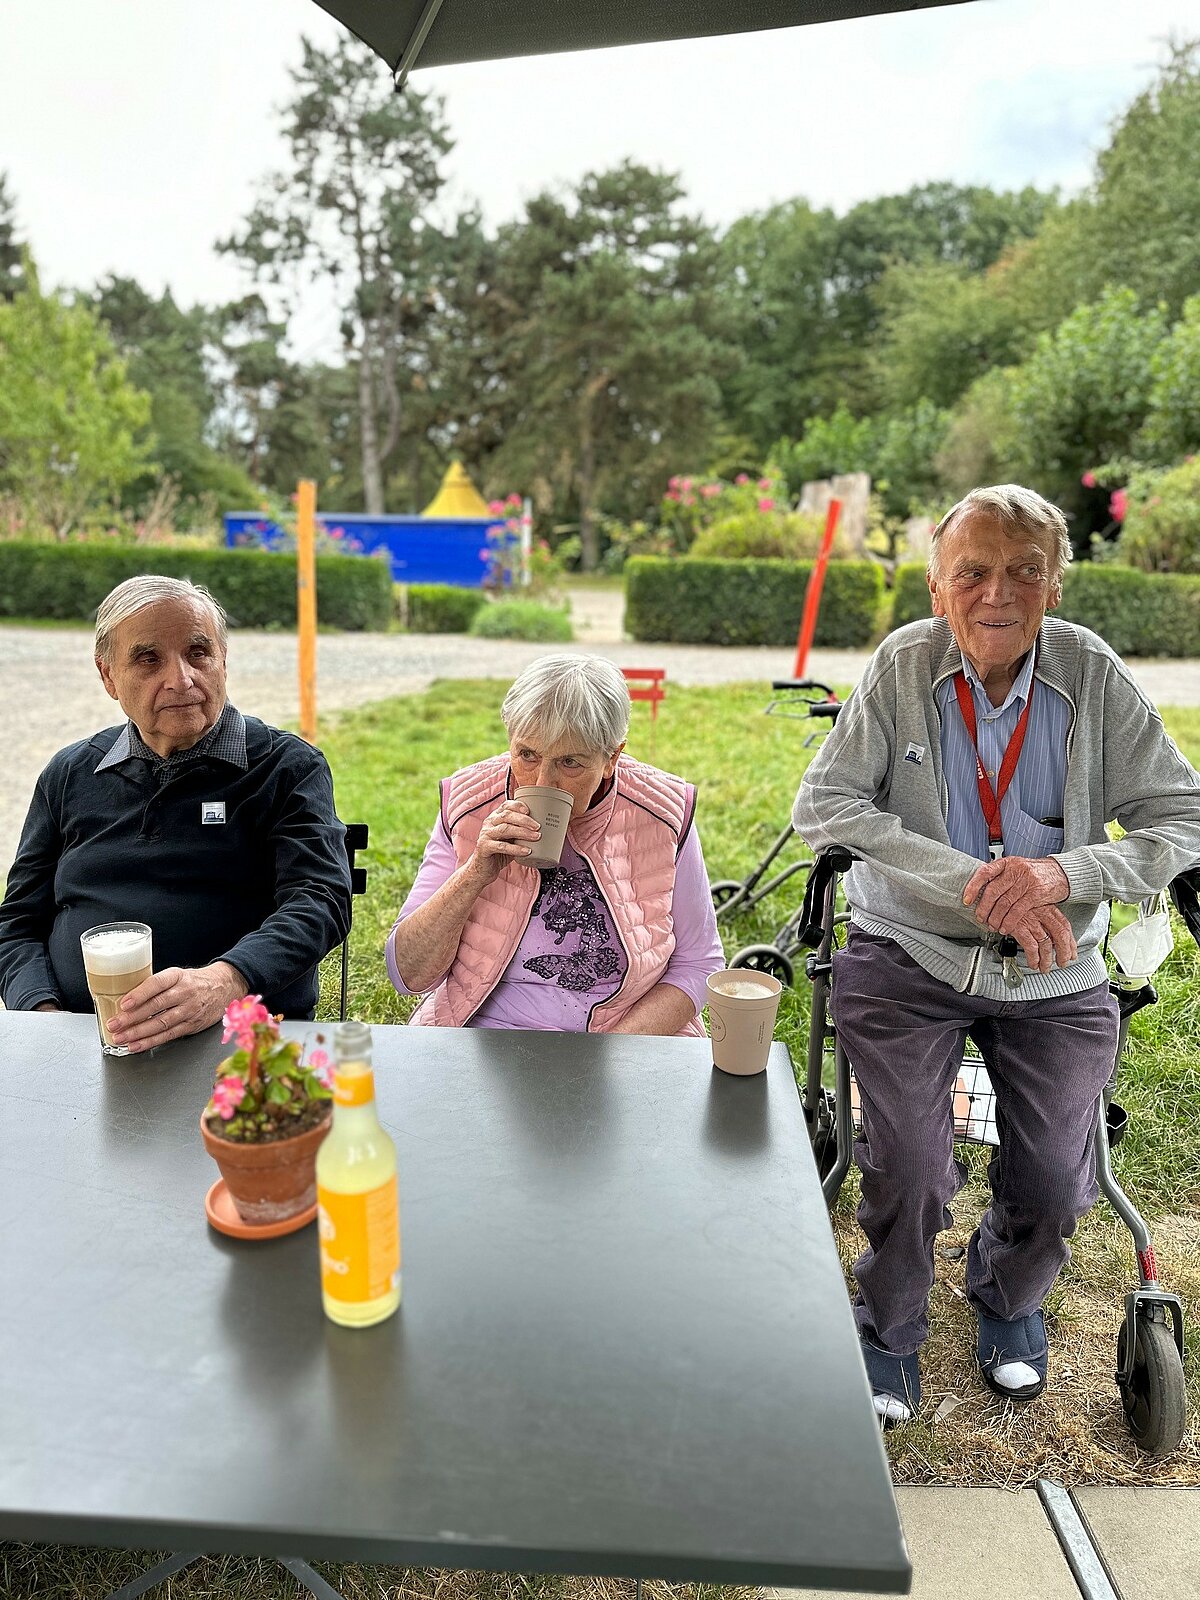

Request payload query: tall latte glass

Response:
[80,922,153,1056]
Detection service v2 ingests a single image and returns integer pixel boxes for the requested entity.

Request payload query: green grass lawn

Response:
[9,682,1200,1598]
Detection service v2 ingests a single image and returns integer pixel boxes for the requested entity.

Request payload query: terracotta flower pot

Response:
[201,1109,332,1226]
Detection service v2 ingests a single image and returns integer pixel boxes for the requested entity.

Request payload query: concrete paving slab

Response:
[1073,1488,1200,1599]
[763,1486,1080,1600]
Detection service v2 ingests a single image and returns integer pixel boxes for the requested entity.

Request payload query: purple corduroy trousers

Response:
[831,927,1120,1356]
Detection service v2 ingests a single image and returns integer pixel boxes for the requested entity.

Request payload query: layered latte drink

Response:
[80,922,153,1056]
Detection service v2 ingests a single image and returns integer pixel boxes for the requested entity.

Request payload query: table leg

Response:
[102,1552,348,1600]
[104,1551,204,1599]
[280,1556,350,1599]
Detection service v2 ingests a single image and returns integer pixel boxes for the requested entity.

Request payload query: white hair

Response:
[501,655,630,755]
[929,485,1072,582]
[95,576,228,664]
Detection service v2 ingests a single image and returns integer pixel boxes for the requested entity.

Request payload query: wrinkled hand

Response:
[1000,904,1078,973]
[467,799,541,886]
[964,854,1070,932]
[106,961,248,1054]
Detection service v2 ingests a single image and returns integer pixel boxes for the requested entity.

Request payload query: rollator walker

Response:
[780,846,1196,1458]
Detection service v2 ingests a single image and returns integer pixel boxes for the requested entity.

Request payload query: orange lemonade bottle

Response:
[316,1021,401,1327]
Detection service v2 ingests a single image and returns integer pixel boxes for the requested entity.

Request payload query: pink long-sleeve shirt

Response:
[387,817,724,1031]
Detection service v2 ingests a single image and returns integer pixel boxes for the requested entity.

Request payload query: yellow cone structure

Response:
[421,461,491,519]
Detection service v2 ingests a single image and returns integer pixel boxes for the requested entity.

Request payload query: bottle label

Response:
[332,1066,375,1107]
[318,1177,400,1304]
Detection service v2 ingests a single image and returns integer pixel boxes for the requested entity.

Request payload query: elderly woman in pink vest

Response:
[387,655,724,1034]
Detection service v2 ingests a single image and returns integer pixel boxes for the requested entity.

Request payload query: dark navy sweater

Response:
[0,716,352,1017]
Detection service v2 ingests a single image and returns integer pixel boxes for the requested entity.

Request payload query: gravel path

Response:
[4,588,1200,872]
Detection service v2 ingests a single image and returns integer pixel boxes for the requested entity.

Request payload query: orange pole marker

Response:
[792,498,842,680]
[296,479,318,745]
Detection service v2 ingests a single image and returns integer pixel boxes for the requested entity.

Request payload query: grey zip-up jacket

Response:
[793,616,1200,999]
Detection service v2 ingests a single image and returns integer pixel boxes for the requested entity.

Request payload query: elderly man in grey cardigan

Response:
[794,483,1200,1425]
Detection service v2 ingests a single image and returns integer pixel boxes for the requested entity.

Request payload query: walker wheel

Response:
[730,944,794,988]
[1116,1313,1187,1457]
[711,880,746,915]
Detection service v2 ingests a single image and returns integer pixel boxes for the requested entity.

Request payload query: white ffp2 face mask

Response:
[1110,896,1175,982]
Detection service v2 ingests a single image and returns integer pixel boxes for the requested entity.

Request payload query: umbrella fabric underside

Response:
[312,0,973,78]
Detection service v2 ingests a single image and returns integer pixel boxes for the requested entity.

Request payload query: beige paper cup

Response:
[513,785,574,870]
[706,969,783,1076]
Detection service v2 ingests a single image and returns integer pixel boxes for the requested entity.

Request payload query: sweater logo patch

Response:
[903,743,925,766]
[201,801,226,825]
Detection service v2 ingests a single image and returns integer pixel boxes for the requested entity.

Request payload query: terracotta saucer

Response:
[205,1177,317,1240]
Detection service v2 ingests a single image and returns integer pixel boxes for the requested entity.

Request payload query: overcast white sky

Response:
[1,0,1194,360]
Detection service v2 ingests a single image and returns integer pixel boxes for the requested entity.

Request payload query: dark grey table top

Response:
[0,1012,908,1592]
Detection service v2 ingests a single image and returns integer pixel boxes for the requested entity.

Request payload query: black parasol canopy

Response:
[312,0,975,87]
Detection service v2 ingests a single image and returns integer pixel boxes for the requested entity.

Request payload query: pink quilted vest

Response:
[409,753,706,1036]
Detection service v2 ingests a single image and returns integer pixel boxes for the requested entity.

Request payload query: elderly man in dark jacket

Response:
[0,575,352,1051]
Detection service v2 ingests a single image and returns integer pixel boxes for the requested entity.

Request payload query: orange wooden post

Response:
[296,479,318,745]
[792,497,842,680]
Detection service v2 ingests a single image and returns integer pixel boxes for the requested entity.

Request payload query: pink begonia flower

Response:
[505,493,522,508]
[758,497,775,512]
[222,995,271,1051]
[735,473,750,485]
[306,1047,335,1088]
[680,477,693,492]
[757,477,772,490]
[1110,488,1129,523]
[701,483,721,499]
[488,499,505,514]
[1081,471,1097,489]
[668,475,681,490]
[212,1076,247,1120]
[664,489,680,502]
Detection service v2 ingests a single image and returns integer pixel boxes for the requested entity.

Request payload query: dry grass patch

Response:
[0,1552,757,1600]
[828,1170,1200,1487]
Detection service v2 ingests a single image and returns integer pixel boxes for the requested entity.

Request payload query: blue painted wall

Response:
[224,512,494,587]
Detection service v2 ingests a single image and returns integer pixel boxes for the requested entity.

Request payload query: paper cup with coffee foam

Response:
[513,785,574,870]
[80,921,153,1055]
[705,968,783,1076]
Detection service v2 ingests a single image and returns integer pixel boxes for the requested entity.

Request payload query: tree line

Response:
[1,36,1197,568]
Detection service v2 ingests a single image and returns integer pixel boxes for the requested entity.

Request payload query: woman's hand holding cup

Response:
[468,800,542,885]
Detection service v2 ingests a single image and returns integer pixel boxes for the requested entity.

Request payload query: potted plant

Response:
[201,996,334,1227]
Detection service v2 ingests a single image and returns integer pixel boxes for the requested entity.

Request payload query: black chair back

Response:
[340,823,369,1021]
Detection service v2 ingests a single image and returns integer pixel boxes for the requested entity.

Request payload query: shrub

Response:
[1057,564,1200,656]
[690,510,832,561]
[0,541,392,631]
[624,558,883,647]
[891,562,933,628]
[1117,457,1200,574]
[469,599,574,643]
[405,583,485,633]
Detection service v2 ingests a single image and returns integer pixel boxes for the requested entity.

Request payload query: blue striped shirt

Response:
[935,650,1070,863]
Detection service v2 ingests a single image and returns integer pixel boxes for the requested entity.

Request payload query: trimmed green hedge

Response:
[892,562,933,629]
[0,542,393,631]
[406,583,485,633]
[624,557,884,647]
[889,559,1200,656]
[1057,565,1200,657]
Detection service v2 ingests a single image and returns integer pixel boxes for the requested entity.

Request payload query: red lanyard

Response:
[952,671,1033,858]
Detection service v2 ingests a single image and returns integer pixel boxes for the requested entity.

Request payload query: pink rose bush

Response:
[205,997,333,1142]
